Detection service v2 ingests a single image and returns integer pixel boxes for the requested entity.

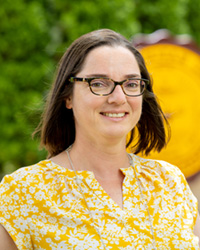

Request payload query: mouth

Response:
[101,112,126,118]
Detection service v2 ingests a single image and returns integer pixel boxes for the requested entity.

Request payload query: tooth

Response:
[104,113,125,117]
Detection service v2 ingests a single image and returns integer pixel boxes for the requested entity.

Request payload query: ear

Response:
[65,96,73,109]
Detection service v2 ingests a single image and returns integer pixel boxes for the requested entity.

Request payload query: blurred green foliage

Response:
[0,0,200,178]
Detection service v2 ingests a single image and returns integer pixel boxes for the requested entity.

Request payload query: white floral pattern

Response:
[0,154,199,249]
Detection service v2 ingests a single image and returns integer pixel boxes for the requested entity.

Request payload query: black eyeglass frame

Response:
[68,77,149,96]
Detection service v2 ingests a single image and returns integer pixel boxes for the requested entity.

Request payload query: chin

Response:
[102,128,130,140]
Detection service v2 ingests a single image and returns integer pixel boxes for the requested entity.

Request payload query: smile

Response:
[102,113,126,118]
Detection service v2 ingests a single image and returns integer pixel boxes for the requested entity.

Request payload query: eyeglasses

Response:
[69,77,149,96]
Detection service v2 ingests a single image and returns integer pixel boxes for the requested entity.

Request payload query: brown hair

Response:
[34,29,170,157]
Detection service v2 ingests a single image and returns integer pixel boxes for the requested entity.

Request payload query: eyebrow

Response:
[85,73,141,78]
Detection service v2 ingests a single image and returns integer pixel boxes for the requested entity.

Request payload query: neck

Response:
[69,139,130,178]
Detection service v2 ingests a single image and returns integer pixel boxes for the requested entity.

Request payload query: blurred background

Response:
[1,0,200,192]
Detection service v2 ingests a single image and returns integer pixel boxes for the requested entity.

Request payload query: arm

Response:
[0,224,18,250]
[194,212,200,247]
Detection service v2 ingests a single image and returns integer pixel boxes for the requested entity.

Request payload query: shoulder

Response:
[132,153,198,205]
[132,154,198,213]
[0,160,52,189]
[132,154,184,179]
[131,154,194,196]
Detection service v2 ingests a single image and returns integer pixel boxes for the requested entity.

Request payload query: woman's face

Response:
[66,45,143,145]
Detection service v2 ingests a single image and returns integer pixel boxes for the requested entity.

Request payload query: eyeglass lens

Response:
[89,78,145,96]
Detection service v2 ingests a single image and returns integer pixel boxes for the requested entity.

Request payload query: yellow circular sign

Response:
[138,44,200,177]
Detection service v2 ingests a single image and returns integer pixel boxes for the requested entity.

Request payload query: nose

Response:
[107,85,126,104]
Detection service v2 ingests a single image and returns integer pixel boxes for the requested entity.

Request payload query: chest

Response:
[95,175,124,209]
[24,174,199,249]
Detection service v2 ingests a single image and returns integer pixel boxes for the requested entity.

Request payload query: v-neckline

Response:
[46,157,139,213]
[75,166,137,213]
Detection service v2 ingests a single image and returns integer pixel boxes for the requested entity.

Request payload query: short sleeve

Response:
[159,160,199,226]
[177,168,199,225]
[0,174,33,250]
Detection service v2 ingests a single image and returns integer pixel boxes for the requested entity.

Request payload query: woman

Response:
[0,29,199,250]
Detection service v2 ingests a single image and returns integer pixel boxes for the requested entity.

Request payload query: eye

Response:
[125,79,140,88]
[90,79,109,88]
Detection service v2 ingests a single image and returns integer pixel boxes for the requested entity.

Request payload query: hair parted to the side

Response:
[34,29,170,158]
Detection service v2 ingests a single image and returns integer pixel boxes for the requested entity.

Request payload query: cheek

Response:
[72,95,100,121]
[129,97,143,112]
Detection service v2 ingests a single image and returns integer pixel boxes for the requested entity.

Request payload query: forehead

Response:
[78,45,140,76]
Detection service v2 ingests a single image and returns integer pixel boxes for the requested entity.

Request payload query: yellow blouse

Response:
[0,154,199,250]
